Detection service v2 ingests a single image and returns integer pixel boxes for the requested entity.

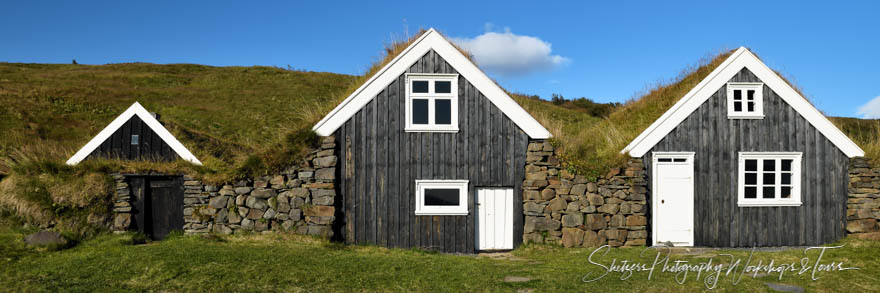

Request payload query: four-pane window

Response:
[406,74,459,132]
[727,83,764,119]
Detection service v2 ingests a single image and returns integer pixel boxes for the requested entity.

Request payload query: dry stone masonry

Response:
[112,136,339,238]
[523,140,648,247]
[847,158,880,240]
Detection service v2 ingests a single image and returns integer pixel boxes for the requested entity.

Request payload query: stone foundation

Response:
[847,158,880,240]
[111,136,338,238]
[522,140,648,247]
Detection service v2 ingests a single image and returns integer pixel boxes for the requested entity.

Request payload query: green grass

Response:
[0,225,877,292]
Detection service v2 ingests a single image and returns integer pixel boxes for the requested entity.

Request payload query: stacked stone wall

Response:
[847,158,880,240]
[112,136,338,238]
[522,140,648,247]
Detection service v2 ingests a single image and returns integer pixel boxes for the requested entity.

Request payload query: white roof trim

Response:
[622,47,864,158]
[312,28,551,139]
[66,102,203,165]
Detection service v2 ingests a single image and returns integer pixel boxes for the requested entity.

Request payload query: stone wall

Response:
[847,158,880,240]
[522,140,648,247]
[111,136,339,238]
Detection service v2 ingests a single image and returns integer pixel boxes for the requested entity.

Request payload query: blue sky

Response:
[1,0,878,117]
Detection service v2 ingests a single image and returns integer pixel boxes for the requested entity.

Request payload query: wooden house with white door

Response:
[622,47,864,247]
[312,28,551,253]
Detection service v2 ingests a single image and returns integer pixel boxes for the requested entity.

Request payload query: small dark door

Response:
[131,176,184,240]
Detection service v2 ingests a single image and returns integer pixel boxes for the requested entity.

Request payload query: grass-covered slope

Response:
[0,62,357,178]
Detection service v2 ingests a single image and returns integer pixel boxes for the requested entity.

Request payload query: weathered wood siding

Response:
[87,115,177,161]
[644,68,848,247]
[334,50,529,253]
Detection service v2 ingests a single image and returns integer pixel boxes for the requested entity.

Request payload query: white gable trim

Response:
[312,28,551,139]
[622,47,864,158]
[66,102,203,165]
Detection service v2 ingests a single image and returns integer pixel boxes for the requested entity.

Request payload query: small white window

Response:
[131,135,139,145]
[737,152,801,207]
[727,82,764,119]
[405,74,459,132]
[414,179,468,215]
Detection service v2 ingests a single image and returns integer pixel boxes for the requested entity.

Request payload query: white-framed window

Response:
[737,152,802,207]
[405,73,459,132]
[414,179,468,215]
[727,82,764,119]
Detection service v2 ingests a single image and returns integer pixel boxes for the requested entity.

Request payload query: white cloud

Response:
[856,96,880,118]
[452,26,570,77]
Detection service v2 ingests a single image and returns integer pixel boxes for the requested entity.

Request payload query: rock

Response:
[566,202,579,212]
[114,214,131,228]
[291,197,306,208]
[523,180,549,188]
[540,189,555,200]
[234,187,253,195]
[313,196,334,206]
[303,205,335,217]
[585,214,606,230]
[238,207,249,217]
[315,168,336,180]
[583,230,601,247]
[247,208,265,220]
[562,213,583,227]
[215,208,228,223]
[313,156,337,167]
[847,219,878,233]
[562,228,584,247]
[524,202,545,214]
[263,208,277,219]
[570,184,587,195]
[219,188,236,196]
[291,188,310,198]
[269,175,285,186]
[523,233,543,244]
[851,232,880,240]
[24,231,68,247]
[598,204,619,214]
[282,220,295,231]
[254,219,269,232]
[624,239,646,246]
[626,215,647,226]
[246,197,269,210]
[503,276,534,283]
[586,182,598,193]
[290,209,303,221]
[548,198,567,211]
[609,215,625,228]
[298,171,314,179]
[628,230,648,239]
[312,189,336,197]
[228,209,242,224]
[208,196,229,209]
[524,190,541,200]
[278,203,291,213]
[526,171,548,180]
[613,190,627,199]
[254,180,269,189]
[587,193,604,206]
[235,195,247,206]
[524,217,560,232]
[251,189,276,199]
[627,192,646,201]
[764,283,805,293]
[213,224,233,235]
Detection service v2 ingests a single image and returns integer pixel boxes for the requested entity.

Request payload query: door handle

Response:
[661,200,665,204]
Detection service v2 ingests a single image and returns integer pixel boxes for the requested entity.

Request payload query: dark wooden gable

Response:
[333,49,530,253]
[644,68,848,247]
[87,114,177,162]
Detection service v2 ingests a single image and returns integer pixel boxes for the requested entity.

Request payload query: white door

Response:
[476,188,514,250]
[652,153,695,246]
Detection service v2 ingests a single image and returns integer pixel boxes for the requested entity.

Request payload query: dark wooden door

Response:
[131,176,184,240]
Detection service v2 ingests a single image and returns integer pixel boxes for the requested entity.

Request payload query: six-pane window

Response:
[738,153,801,206]
[406,74,458,132]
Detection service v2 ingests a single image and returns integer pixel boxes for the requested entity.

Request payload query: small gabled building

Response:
[622,47,864,247]
[67,102,202,165]
[313,28,551,253]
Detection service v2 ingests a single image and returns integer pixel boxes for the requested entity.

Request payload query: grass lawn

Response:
[1,226,877,292]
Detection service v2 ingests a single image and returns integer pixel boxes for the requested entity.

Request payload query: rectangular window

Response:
[131,135,139,145]
[738,152,801,206]
[405,74,459,132]
[727,83,764,119]
[415,180,468,215]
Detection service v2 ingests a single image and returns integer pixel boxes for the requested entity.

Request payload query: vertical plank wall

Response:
[335,50,529,253]
[87,115,177,161]
[643,68,848,247]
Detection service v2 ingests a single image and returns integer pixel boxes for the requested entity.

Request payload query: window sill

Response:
[405,127,459,133]
[727,115,765,119]
[737,201,802,207]
[414,211,468,216]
